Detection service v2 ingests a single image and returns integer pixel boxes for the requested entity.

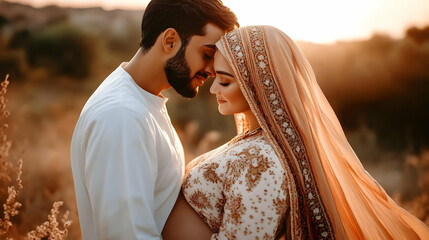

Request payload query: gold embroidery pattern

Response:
[208,217,220,233]
[183,135,289,239]
[225,192,246,225]
[189,189,212,210]
[182,172,192,190]
[214,197,226,231]
[223,26,334,239]
[240,146,271,191]
[273,196,288,216]
[203,162,221,184]
[263,232,274,240]
[220,229,237,240]
[280,173,288,193]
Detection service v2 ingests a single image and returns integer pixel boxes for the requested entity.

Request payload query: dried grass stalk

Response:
[0,74,22,236]
[27,201,72,240]
[0,75,71,239]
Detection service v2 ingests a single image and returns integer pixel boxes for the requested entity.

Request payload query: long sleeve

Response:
[211,146,288,240]
[83,106,161,240]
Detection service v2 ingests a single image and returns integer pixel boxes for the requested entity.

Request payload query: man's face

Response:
[164,23,225,98]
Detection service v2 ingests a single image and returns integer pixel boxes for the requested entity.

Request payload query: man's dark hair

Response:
[140,0,239,52]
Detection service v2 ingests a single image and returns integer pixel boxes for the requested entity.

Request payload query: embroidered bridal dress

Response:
[183,129,289,239]
[182,25,429,240]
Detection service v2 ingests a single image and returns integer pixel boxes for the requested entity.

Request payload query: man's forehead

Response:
[189,24,224,48]
[200,23,225,41]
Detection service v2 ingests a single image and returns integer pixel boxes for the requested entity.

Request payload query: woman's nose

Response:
[210,77,219,95]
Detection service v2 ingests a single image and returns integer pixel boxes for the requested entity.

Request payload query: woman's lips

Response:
[217,99,226,104]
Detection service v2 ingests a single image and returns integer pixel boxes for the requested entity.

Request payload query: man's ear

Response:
[162,28,182,55]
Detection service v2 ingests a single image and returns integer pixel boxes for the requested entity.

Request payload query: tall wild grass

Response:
[0,75,71,239]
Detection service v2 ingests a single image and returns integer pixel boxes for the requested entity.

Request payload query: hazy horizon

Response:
[5,0,429,44]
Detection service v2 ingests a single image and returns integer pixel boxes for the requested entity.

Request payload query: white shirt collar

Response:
[118,63,168,108]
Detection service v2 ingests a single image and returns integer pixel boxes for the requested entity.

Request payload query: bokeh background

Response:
[0,0,428,238]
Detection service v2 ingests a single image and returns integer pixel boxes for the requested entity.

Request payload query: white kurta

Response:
[71,64,185,240]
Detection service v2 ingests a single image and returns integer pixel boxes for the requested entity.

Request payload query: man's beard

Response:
[164,44,198,98]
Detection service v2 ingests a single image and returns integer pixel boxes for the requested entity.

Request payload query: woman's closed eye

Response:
[204,53,213,60]
[215,71,235,87]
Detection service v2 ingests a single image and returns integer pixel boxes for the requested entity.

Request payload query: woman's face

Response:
[210,51,250,115]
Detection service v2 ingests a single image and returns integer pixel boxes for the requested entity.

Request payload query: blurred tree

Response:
[360,34,395,56]
[26,23,95,78]
[0,52,26,78]
[0,16,26,78]
[338,36,429,154]
[406,26,429,44]
[104,17,140,59]
[8,29,31,49]
[0,15,9,48]
[364,77,429,153]
[0,15,8,29]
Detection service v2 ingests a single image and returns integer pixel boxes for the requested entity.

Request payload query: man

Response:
[70,0,238,239]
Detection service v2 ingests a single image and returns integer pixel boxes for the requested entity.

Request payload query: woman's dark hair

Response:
[140,0,239,52]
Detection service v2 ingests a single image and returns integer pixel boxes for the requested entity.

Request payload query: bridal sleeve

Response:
[211,146,288,239]
[83,107,161,239]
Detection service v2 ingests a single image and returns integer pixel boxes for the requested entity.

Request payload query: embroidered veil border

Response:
[217,25,429,239]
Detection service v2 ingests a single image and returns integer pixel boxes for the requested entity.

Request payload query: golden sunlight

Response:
[223,0,429,43]
[6,0,429,43]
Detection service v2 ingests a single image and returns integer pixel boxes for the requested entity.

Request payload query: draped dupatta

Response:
[217,26,429,239]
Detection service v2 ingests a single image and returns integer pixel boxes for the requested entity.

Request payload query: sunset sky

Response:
[6,0,429,43]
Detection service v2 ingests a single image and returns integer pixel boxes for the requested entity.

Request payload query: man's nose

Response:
[204,60,215,77]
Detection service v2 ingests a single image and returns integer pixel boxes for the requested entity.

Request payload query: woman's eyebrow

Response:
[216,70,234,78]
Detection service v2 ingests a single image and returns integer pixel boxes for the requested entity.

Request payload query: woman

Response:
[163,25,429,239]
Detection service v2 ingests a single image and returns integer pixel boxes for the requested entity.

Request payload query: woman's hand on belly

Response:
[162,190,212,240]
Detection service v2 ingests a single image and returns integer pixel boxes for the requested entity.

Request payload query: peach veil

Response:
[216,25,429,239]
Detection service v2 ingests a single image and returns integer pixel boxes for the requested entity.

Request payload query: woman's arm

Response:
[162,191,212,240]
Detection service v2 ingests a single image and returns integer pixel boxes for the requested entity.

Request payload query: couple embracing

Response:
[71,0,429,239]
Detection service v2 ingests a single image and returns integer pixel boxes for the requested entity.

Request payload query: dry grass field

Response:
[0,1,428,238]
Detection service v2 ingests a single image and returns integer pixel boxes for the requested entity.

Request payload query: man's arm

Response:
[84,107,160,239]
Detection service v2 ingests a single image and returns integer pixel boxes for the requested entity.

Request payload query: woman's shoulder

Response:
[221,133,287,193]
[185,142,228,174]
[185,132,285,175]
[225,133,285,173]
[234,133,280,160]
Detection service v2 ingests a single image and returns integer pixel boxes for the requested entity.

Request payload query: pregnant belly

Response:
[162,191,212,240]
